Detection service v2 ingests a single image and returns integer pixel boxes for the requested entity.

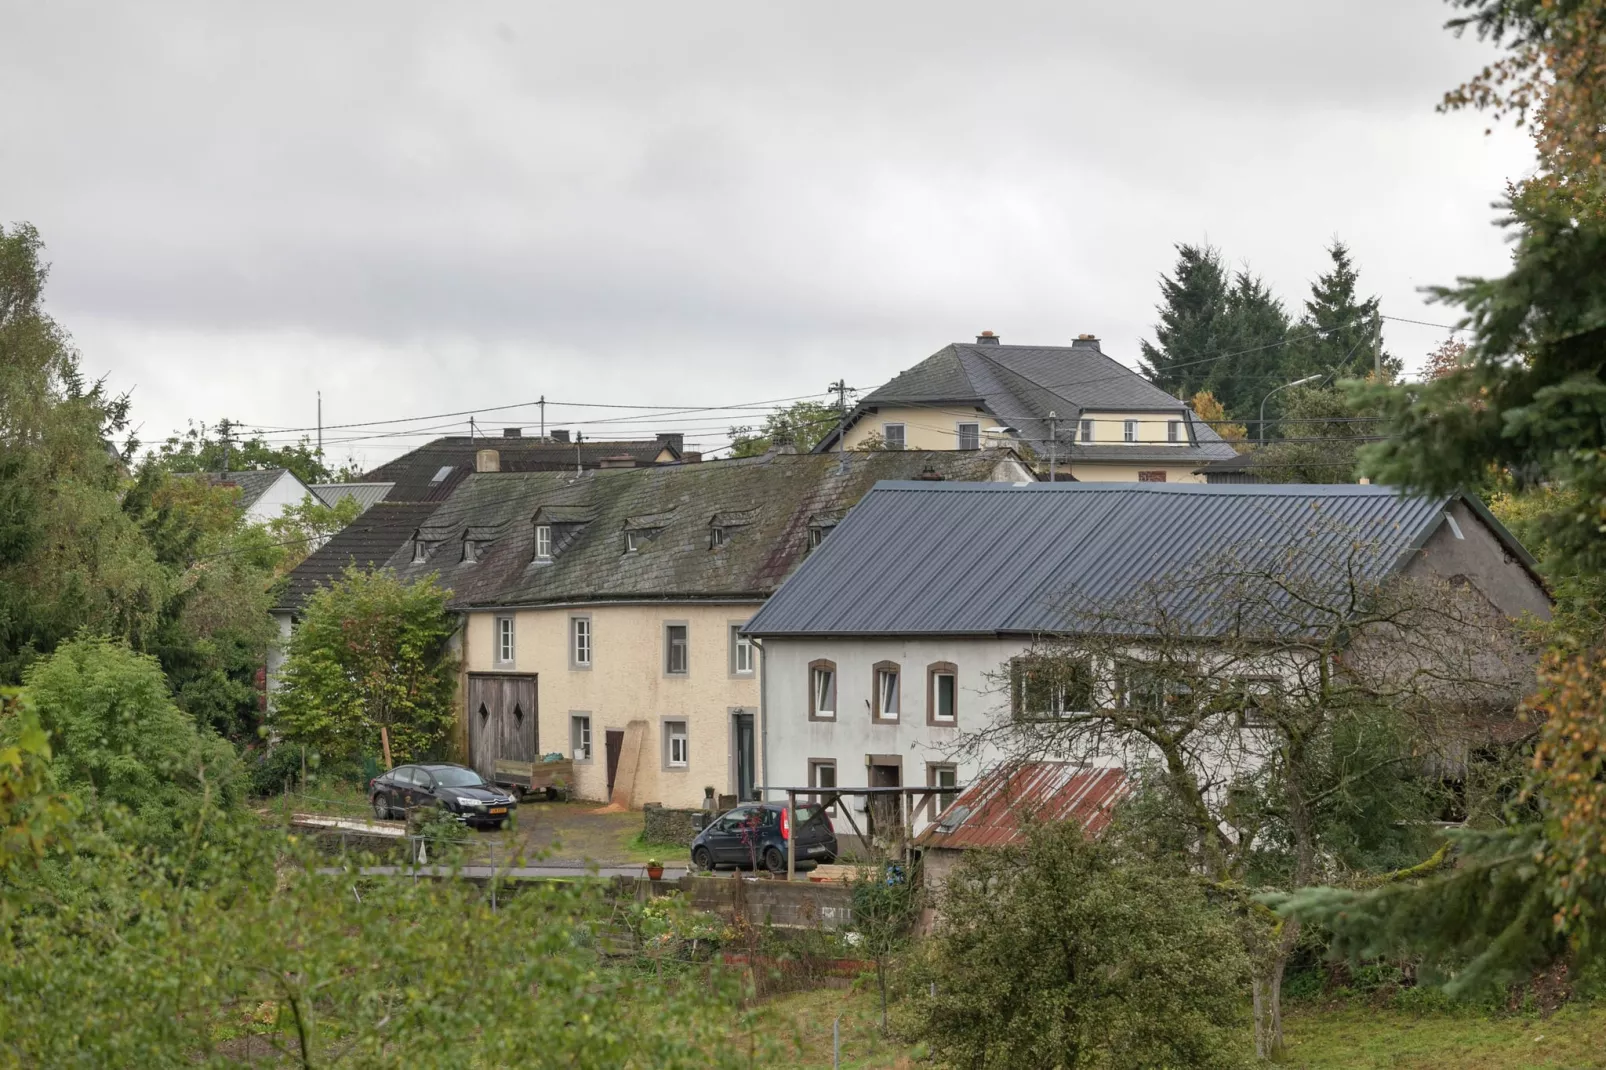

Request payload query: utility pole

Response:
[575,432,583,477]
[218,418,233,474]
[1047,410,1058,482]
[1373,317,1384,379]
[828,379,851,470]
[469,416,477,441]
[539,395,545,440]
[317,391,322,458]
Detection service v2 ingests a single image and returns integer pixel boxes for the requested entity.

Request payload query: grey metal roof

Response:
[311,482,395,513]
[819,339,1238,463]
[743,482,1528,638]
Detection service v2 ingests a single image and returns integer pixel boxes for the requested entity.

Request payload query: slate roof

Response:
[819,338,1238,465]
[274,502,442,612]
[382,450,1032,610]
[364,435,696,502]
[196,468,291,510]
[311,482,394,513]
[743,482,1535,638]
[914,763,1128,850]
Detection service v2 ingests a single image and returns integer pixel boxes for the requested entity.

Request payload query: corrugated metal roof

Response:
[744,482,1507,638]
[915,763,1128,850]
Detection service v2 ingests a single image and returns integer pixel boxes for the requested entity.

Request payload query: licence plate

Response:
[489,807,508,815]
[807,844,827,855]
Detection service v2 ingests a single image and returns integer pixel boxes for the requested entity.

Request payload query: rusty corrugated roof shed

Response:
[914,763,1128,851]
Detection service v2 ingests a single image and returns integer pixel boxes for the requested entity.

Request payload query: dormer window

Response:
[1123,420,1137,443]
[412,536,428,564]
[710,527,725,549]
[1079,419,1093,443]
[1168,420,1181,443]
[808,524,833,550]
[462,537,479,564]
[625,531,638,554]
[534,524,553,560]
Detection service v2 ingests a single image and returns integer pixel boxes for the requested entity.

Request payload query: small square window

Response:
[1079,419,1093,443]
[665,624,689,675]
[883,423,906,450]
[957,422,980,450]
[665,721,689,768]
[570,714,592,761]
[1167,420,1181,444]
[730,625,754,675]
[495,616,515,666]
[535,524,553,559]
[1123,419,1136,443]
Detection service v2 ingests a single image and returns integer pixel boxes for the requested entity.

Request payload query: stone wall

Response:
[642,803,707,846]
[683,875,854,930]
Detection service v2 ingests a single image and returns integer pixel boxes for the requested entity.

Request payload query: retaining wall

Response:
[642,803,707,845]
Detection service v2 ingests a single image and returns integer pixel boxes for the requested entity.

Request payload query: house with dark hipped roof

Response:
[816,333,1239,483]
[743,481,1549,839]
[274,448,1033,809]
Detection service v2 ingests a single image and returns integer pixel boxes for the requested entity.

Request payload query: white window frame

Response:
[809,758,838,814]
[729,624,754,676]
[956,422,980,450]
[534,524,553,560]
[570,714,593,762]
[664,623,689,676]
[929,763,959,816]
[710,526,725,549]
[874,664,900,721]
[1079,419,1093,443]
[1123,419,1137,443]
[494,616,515,666]
[664,720,689,769]
[931,670,957,724]
[883,423,906,450]
[811,664,837,720]
[1167,420,1181,444]
[570,615,592,669]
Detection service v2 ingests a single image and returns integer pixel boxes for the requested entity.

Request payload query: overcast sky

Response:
[4,1,1532,468]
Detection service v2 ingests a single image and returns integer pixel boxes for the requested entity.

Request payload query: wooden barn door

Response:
[466,674,538,780]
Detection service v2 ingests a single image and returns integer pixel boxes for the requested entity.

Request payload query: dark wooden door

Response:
[605,730,624,796]
[868,762,902,839]
[733,713,755,801]
[466,674,538,780]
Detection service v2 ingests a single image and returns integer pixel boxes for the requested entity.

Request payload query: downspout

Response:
[753,636,769,802]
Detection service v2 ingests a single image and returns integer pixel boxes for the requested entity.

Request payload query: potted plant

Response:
[703,786,716,809]
[645,858,664,881]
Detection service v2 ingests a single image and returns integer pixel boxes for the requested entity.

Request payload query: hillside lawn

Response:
[767,988,1606,1069]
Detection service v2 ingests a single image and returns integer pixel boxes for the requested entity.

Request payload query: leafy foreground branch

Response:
[0,822,774,1068]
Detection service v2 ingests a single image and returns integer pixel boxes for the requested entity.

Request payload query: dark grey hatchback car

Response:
[690,802,838,874]
[369,763,518,829]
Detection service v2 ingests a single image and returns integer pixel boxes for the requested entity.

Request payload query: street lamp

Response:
[1259,375,1322,446]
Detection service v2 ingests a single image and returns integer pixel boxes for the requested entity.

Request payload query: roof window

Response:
[429,465,454,486]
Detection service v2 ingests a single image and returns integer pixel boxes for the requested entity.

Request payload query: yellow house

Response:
[817,333,1240,483]
[379,448,1034,809]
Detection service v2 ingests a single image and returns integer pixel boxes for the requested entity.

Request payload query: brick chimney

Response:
[475,449,500,473]
[502,427,522,438]
[550,429,570,444]
[976,330,1000,345]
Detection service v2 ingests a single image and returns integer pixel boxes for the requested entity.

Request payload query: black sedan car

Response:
[690,802,838,874]
[369,763,518,829]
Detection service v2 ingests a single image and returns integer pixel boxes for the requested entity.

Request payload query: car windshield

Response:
[430,768,486,788]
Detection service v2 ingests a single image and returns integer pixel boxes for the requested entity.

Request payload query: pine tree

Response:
[1203,271,1292,425]
[1139,244,1229,397]
[1284,241,1398,381]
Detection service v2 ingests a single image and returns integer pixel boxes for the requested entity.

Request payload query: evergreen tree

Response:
[1284,241,1398,382]
[1203,271,1293,425]
[1139,244,1230,397]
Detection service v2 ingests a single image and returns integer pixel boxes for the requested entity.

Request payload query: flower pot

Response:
[646,865,664,881]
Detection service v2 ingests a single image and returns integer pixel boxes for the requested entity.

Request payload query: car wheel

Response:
[762,846,786,875]
[372,792,392,820]
[691,846,714,872]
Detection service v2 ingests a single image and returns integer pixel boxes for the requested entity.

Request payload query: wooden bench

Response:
[493,758,574,800]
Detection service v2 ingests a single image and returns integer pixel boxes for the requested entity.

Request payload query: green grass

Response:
[761,990,1606,1069]
[1279,1002,1606,1068]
